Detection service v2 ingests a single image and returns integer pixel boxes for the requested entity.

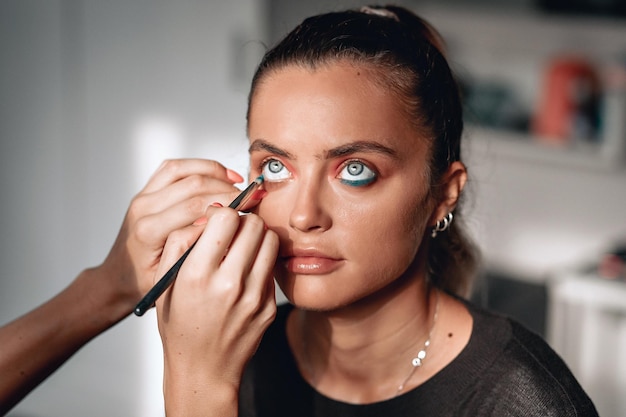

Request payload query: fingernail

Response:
[192,216,208,226]
[211,202,223,208]
[226,169,244,184]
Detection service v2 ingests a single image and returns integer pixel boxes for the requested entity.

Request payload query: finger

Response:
[182,208,242,276]
[153,221,207,322]
[243,231,278,341]
[142,159,243,194]
[154,208,240,320]
[220,214,268,278]
[245,229,279,298]
[133,189,244,248]
[153,222,207,283]
[136,174,241,217]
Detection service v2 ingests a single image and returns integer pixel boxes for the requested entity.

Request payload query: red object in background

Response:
[598,245,626,281]
[532,56,601,144]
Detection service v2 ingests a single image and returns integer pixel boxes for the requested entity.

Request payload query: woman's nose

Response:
[288,177,332,233]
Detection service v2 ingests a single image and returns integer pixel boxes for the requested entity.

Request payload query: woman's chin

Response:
[276,276,338,311]
[276,275,369,313]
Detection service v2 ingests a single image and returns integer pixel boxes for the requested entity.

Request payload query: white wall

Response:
[0,1,266,416]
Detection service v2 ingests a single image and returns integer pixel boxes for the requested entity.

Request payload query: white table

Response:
[548,274,626,417]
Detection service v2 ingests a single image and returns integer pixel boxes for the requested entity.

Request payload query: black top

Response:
[240,302,598,416]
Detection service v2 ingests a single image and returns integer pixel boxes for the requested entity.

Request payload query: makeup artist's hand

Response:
[97,159,256,314]
[155,205,278,417]
[0,159,260,415]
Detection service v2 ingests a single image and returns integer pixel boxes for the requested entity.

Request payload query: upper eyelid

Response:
[257,155,287,171]
[339,158,378,174]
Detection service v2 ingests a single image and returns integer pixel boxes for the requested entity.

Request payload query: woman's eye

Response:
[261,159,292,182]
[338,161,376,186]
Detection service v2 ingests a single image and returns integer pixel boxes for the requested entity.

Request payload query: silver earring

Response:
[431,212,453,238]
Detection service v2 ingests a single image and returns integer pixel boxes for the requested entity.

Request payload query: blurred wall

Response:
[0,1,266,416]
[418,6,626,278]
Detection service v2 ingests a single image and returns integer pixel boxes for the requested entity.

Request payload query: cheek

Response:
[354,196,431,266]
[401,199,432,242]
[361,211,421,258]
[339,199,422,254]
[256,187,291,227]
[256,180,432,263]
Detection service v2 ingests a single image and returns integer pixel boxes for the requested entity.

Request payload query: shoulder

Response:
[461,302,598,416]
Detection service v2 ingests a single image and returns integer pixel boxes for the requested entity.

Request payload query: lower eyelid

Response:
[340,177,376,187]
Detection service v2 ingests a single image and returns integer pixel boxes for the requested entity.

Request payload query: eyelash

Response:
[337,159,377,187]
[257,157,378,187]
[259,157,292,182]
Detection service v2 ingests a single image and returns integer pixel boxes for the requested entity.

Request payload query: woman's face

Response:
[248,62,435,311]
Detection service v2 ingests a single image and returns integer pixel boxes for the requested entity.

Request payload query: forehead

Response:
[248,62,428,157]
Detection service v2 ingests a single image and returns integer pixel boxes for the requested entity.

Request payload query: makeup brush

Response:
[134,175,264,316]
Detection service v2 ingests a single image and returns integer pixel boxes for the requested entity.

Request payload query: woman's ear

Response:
[429,161,467,225]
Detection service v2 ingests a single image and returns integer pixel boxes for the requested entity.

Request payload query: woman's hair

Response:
[247,5,479,297]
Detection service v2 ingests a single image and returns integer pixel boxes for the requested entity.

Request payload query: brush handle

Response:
[133,177,263,317]
[134,242,196,316]
[226,178,262,209]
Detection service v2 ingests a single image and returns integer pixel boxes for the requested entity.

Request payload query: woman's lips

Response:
[281,252,344,275]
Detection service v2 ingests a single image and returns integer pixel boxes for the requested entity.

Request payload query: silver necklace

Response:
[301,289,441,398]
[395,289,440,396]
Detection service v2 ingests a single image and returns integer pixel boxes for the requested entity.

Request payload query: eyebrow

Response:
[325,141,399,160]
[249,139,294,159]
[249,139,399,161]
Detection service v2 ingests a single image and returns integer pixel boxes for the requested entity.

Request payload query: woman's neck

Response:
[288,274,439,403]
